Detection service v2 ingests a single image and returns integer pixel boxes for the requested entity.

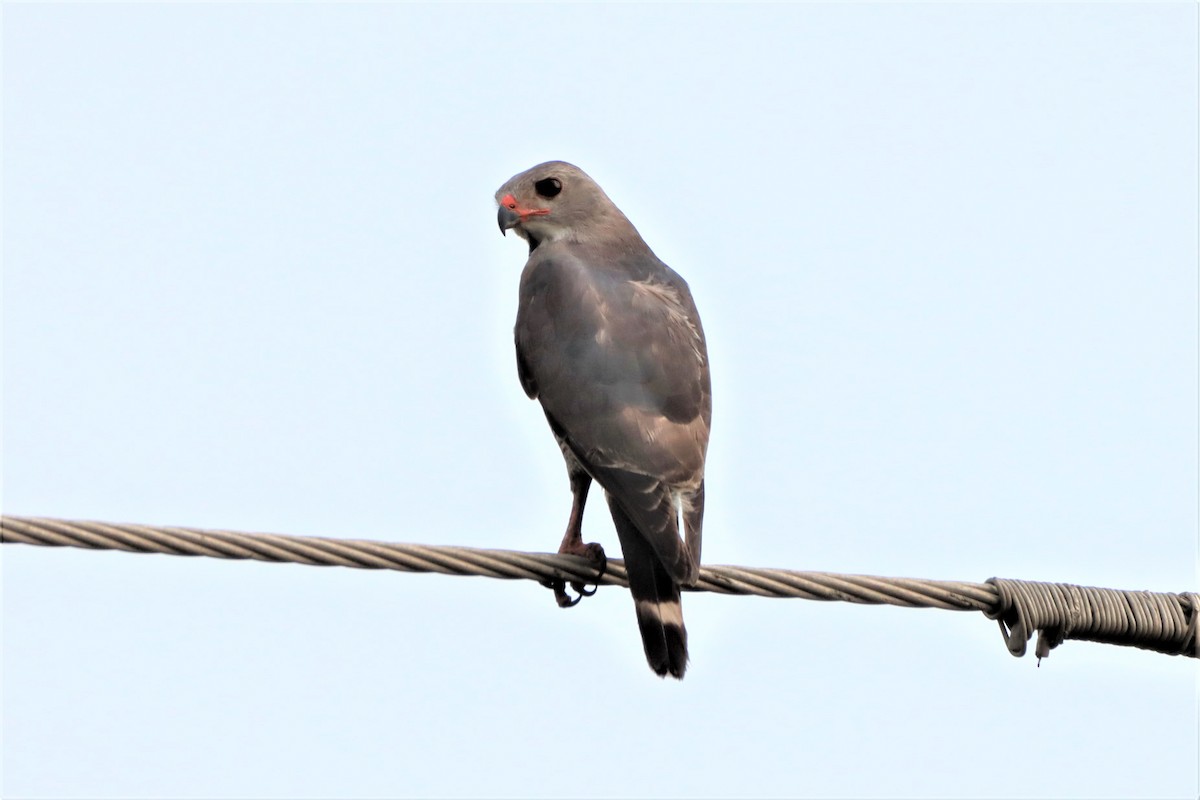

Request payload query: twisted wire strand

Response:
[0,515,993,608]
[3,515,1194,660]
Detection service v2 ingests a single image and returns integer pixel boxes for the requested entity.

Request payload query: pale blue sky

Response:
[3,3,1197,798]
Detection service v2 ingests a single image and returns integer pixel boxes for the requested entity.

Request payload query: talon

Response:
[545,578,583,608]
[547,540,607,608]
[586,543,608,583]
[566,542,607,599]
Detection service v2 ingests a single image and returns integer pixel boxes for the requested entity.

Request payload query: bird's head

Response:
[495,161,634,252]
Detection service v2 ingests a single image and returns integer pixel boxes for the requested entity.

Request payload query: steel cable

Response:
[3,515,1194,660]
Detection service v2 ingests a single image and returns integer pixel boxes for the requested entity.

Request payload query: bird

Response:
[495,161,712,679]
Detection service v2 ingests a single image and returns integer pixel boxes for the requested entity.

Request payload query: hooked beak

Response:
[497,204,521,235]
[496,193,549,236]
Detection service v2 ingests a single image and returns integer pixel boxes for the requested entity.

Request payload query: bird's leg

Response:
[559,471,607,594]
[544,470,607,607]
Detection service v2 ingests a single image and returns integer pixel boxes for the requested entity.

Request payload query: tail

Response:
[682,479,705,584]
[607,494,688,679]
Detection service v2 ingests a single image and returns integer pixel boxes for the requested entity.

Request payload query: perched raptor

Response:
[495,161,712,679]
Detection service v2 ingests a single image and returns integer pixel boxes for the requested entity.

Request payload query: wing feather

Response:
[514,246,711,486]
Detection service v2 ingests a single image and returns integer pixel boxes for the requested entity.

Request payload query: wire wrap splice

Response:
[986,577,1199,661]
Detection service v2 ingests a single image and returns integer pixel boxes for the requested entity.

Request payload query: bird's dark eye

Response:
[534,177,562,198]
